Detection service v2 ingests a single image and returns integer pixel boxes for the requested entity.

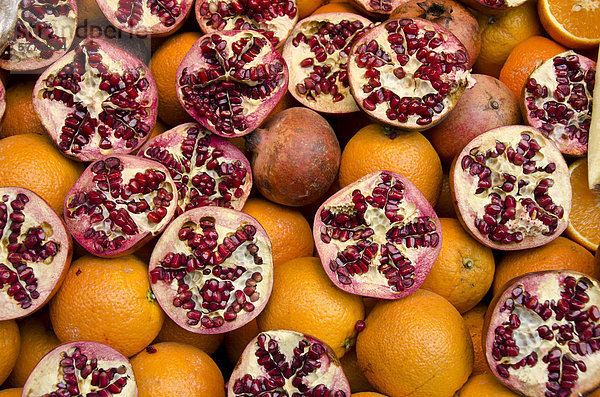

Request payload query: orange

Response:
[340,349,375,393]
[434,172,457,218]
[0,81,45,138]
[0,321,20,385]
[499,35,567,100]
[49,255,164,357]
[130,342,225,397]
[242,198,314,267]
[297,0,327,18]
[150,32,202,127]
[462,304,488,376]
[356,289,473,397]
[257,257,365,358]
[224,319,259,364]
[493,237,598,296]
[0,133,84,216]
[457,372,519,396]
[421,218,495,313]
[7,316,60,387]
[339,124,442,206]
[0,389,23,397]
[473,1,543,77]
[154,316,223,355]
[565,158,600,251]
[538,0,600,49]
[312,2,360,14]
[352,393,387,397]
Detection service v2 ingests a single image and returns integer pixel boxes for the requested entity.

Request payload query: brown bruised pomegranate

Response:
[313,170,442,299]
[0,187,72,321]
[22,341,137,396]
[64,155,178,257]
[228,330,351,396]
[176,30,289,138]
[522,50,596,156]
[33,38,158,162]
[484,270,600,397]
[459,0,528,14]
[450,125,572,251]
[148,206,273,334]
[347,17,473,129]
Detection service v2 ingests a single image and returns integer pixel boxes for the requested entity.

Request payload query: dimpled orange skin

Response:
[352,393,387,397]
[0,388,23,397]
[456,373,519,396]
[0,321,20,385]
[154,316,224,355]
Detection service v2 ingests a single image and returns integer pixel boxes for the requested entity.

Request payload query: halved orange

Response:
[565,158,600,252]
[538,0,600,49]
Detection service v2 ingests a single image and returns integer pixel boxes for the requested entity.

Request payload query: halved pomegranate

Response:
[33,38,158,162]
[0,1,19,55]
[22,341,137,396]
[459,0,528,14]
[176,30,289,138]
[149,206,273,334]
[313,170,442,299]
[0,187,72,320]
[347,17,473,129]
[522,50,596,156]
[484,270,600,397]
[349,0,403,17]
[64,155,178,257]
[451,125,572,251]
[228,329,351,396]
[0,79,5,121]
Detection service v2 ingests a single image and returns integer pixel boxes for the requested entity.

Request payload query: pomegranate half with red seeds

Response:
[23,341,137,396]
[228,329,351,396]
[0,0,77,71]
[0,187,72,320]
[64,155,178,258]
[522,50,596,156]
[283,13,373,114]
[33,38,158,162]
[451,125,572,251]
[459,0,528,14]
[313,170,442,299]
[149,206,273,334]
[176,30,289,138]
[138,122,252,216]
[349,0,402,17]
[484,270,600,397]
[195,0,298,48]
[0,1,19,54]
[347,17,473,129]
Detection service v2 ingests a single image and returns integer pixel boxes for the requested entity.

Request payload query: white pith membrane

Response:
[228,330,351,396]
[283,13,372,114]
[33,38,158,162]
[23,341,137,397]
[347,17,473,129]
[176,30,289,138]
[314,171,441,299]
[589,45,600,189]
[64,155,177,256]
[0,0,76,70]
[149,206,273,334]
[0,188,70,320]
[524,50,595,156]
[138,122,252,213]
[0,0,18,54]
[486,271,600,397]
[453,126,572,250]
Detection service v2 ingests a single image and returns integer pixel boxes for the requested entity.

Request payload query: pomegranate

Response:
[349,0,402,17]
[138,122,252,216]
[390,0,481,68]
[148,206,273,334]
[195,0,298,49]
[522,50,596,156]
[63,155,178,257]
[0,187,72,320]
[228,329,351,396]
[32,38,158,162]
[22,341,137,396]
[176,30,289,138]
[283,13,373,114]
[246,107,341,207]
[0,79,5,121]
[0,1,19,54]
[458,0,528,14]
[313,170,442,299]
[427,74,522,165]
[484,270,600,397]
[347,17,473,129]
[450,125,572,251]
[0,0,77,71]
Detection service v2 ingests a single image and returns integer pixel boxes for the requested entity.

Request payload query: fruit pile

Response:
[0,0,598,395]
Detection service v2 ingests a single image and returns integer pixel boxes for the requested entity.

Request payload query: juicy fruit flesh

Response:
[112,0,184,29]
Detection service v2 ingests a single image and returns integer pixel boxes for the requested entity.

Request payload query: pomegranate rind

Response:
[349,0,402,16]
[23,341,138,396]
[32,38,158,162]
[63,155,179,258]
[589,45,600,189]
[148,206,274,334]
[458,0,527,14]
[0,0,18,55]
[228,329,351,396]
[313,170,442,299]
[483,270,600,397]
[0,79,5,121]
[0,187,72,321]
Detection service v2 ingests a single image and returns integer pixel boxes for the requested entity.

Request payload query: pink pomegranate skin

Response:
[0,79,5,120]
